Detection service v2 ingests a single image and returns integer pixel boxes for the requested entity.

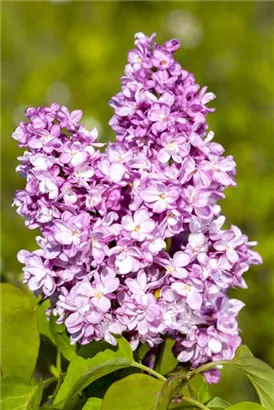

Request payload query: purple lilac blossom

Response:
[13,33,262,383]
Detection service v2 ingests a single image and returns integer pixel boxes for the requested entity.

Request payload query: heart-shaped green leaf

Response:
[197,380,211,403]
[0,376,43,410]
[207,397,231,409]
[233,345,254,360]
[101,374,163,410]
[193,345,273,410]
[0,284,40,382]
[234,357,274,410]
[37,300,56,345]
[226,402,267,410]
[82,398,102,410]
[54,337,134,406]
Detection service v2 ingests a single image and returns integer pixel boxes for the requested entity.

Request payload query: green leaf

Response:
[45,396,86,410]
[114,335,134,361]
[82,398,102,410]
[41,397,84,410]
[155,338,178,376]
[197,380,211,403]
[101,374,163,410]
[0,284,40,382]
[137,343,151,361]
[153,375,185,410]
[37,300,56,345]
[84,367,141,399]
[54,337,134,406]
[49,315,76,361]
[193,347,273,410]
[226,403,267,410]
[233,357,274,410]
[182,374,206,398]
[234,345,254,360]
[207,397,231,409]
[154,369,205,409]
[0,376,43,410]
[77,340,117,359]
[57,357,130,405]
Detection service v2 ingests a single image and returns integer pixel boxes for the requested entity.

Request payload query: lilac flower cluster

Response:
[13,33,261,383]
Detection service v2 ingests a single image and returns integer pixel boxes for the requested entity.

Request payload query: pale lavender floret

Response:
[98,158,127,184]
[12,33,262,382]
[108,240,142,275]
[53,212,90,246]
[116,292,162,337]
[140,182,180,213]
[20,253,56,296]
[122,208,155,241]
[171,281,203,310]
[158,133,190,164]
[156,250,191,279]
[125,270,148,305]
[89,270,119,312]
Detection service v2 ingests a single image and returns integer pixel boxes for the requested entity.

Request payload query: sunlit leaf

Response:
[193,348,273,409]
[54,337,134,406]
[207,397,231,409]
[0,376,43,410]
[113,335,134,361]
[234,357,274,410]
[0,284,40,382]
[226,402,267,410]
[82,398,102,410]
[37,300,56,345]
[233,345,254,360]
[101,374,163,410]
[197,380,211,403]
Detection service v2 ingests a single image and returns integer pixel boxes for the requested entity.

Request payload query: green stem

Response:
[191,360,229,376]
[43,376,58,389]
[52,373,64,400]
[134,361,167,382]
[56,350,62,374]
[181,395,210,410]
[49,364,60,378]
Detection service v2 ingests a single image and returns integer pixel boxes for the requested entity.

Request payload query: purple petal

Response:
[187,291,202,310]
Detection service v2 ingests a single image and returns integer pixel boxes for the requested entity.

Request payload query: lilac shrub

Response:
[13,33,261,383]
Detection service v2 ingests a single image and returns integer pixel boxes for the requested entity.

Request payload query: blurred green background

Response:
[2,0,273,403]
